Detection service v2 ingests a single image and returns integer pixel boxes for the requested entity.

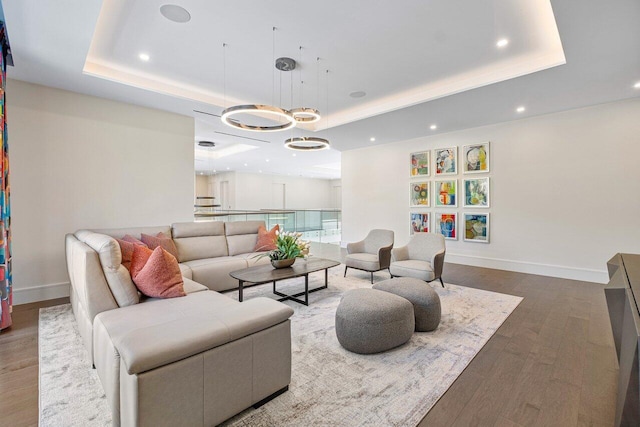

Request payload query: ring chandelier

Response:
[220,104,297,132]
[284,137,330,151]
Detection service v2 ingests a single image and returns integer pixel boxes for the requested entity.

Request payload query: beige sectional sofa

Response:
[65,220,294,427]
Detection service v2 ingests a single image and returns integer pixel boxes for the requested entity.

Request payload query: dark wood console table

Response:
[605,253,640,426]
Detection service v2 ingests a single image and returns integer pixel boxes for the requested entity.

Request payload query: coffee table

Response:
[230,258,340,306]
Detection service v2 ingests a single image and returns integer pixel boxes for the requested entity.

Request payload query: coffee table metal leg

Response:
[305,274,309,305]
[325,268,328,288]
[239,281,244,302]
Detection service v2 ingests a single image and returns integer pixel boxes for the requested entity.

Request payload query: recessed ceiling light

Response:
[496,39,509,48]
[349,91,366,98]
[160,4,191,23]
[516,106,526,113]
[634,81,640,89]
[226,167,230,170]
[139,53,150,62]
[292,153,297,157]
[244,163,248,166]
[370,137,375,142]
[430,124,437,130]
[266,159,270,162]
[259,170,263,173]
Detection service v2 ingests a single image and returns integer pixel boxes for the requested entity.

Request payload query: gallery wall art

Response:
[410,151,430,177]
[435,213,457,240]
[463,177,490,208]
[434,147,457,175]
[410,182,430,207]
[464,213,489,243]
[434,180,457,207]
[462,142,490,174]
[410,213,430,234]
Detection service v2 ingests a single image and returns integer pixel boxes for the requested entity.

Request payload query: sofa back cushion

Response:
[225,220,265,256]
[171,221,228,262]
[94,225,171,240]
[75,231,140,307]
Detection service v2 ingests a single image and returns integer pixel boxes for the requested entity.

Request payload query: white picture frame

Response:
[463,177,490,208]
[463,213,490,243]
[434,212,458,240]
[434,147,457,176]
[462,142,490,174]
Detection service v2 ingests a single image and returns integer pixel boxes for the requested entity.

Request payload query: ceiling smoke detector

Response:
[198,141,215,148]
[160,5,191,23]
[275,57,296,72]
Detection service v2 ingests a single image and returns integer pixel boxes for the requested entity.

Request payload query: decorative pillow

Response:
[130,244,153,279]
[116,238,135,271]
[254,224,280,252]
[132,247,186,298]
[141,232,179,260]
[122,234,147,247]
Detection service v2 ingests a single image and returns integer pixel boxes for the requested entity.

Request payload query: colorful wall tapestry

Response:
[0,19,12,331]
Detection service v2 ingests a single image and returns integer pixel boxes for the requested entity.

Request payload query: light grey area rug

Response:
[39,267,521,427]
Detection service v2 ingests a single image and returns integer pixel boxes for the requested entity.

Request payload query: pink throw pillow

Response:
[130,244,153,279]
[132,247,186,298]
[122,234,147,247]
[116,238,135,271]
[141,232,179,260]
[254,224,280,252]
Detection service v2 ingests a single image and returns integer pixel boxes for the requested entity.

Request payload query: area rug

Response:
[39,267,521,427]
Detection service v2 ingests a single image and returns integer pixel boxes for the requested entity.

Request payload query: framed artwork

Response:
[434,147,457,175]
[463,177,490,208]
[435,212,457,240]
[434,179,457,207]
[410,151,430,177]
[410,213,430,234]
[463,142,490,174]
[464,213,490,243]
[410,182,430,207]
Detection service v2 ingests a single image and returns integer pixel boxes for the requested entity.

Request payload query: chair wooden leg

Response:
[344,266,348,277]
[439,277,444,288]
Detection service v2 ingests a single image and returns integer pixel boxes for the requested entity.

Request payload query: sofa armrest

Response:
[378,244,394,269]
[431,249,446,280]
[116,298,294,375]
[391,245,409,262]
[346,240,365,254]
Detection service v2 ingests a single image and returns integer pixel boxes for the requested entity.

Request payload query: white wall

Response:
[9,79,195,303]
[212,172,337,210]
[342,98,640,283]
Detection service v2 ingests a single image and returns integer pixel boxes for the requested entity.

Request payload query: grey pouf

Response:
[373,277,441,332]
[335,288,414,354]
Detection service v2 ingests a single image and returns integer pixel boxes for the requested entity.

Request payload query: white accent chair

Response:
[390,233,446,287]
[344,229,394,284]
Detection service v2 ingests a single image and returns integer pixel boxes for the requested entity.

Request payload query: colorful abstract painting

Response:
[410,151,430,177]
[434,147,457,175]
[435,213,457,240]
[410,213,429,234]
[434,180,457,207]
[0,19,11,331]
[463,142,490,174]
[463,177,490,208]
[410,182,430,207]
[464,213,489,243]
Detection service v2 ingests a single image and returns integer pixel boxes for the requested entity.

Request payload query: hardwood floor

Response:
[0,259,617,426]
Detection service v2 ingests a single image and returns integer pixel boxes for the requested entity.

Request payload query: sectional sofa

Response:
[65,220,294,427]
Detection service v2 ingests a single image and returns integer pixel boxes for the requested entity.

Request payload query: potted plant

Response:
[257,230,310,269]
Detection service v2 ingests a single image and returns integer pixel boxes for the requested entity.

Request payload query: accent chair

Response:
[344,229,394,284]
[389,232,446,287]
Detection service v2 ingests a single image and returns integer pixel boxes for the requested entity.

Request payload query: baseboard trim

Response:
[13,282,70,305]
[446,253,608,284]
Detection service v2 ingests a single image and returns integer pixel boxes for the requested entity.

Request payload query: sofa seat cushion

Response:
[345,253,380,271]
[182,257,249,292]
[95,292,294,375]
[178,263,193,280]
[390,260,435,281]
[233,252,272,266]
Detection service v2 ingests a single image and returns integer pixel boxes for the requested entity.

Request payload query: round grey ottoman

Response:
[335,288,414,354]
[373,277,441,332]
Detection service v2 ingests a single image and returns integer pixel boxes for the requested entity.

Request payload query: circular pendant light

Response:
[291,107,321,123]
[221,104,296,132]
[284,137,330,151]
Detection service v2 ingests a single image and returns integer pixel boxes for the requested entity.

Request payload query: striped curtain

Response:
[0,21,11,331]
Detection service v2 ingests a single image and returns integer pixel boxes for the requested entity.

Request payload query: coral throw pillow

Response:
[254,224,280,252]
[130,244,153,279]
[116,238,135,271]
[122,234,147,247]
[131,247,186,299]
[141,232,179,260]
